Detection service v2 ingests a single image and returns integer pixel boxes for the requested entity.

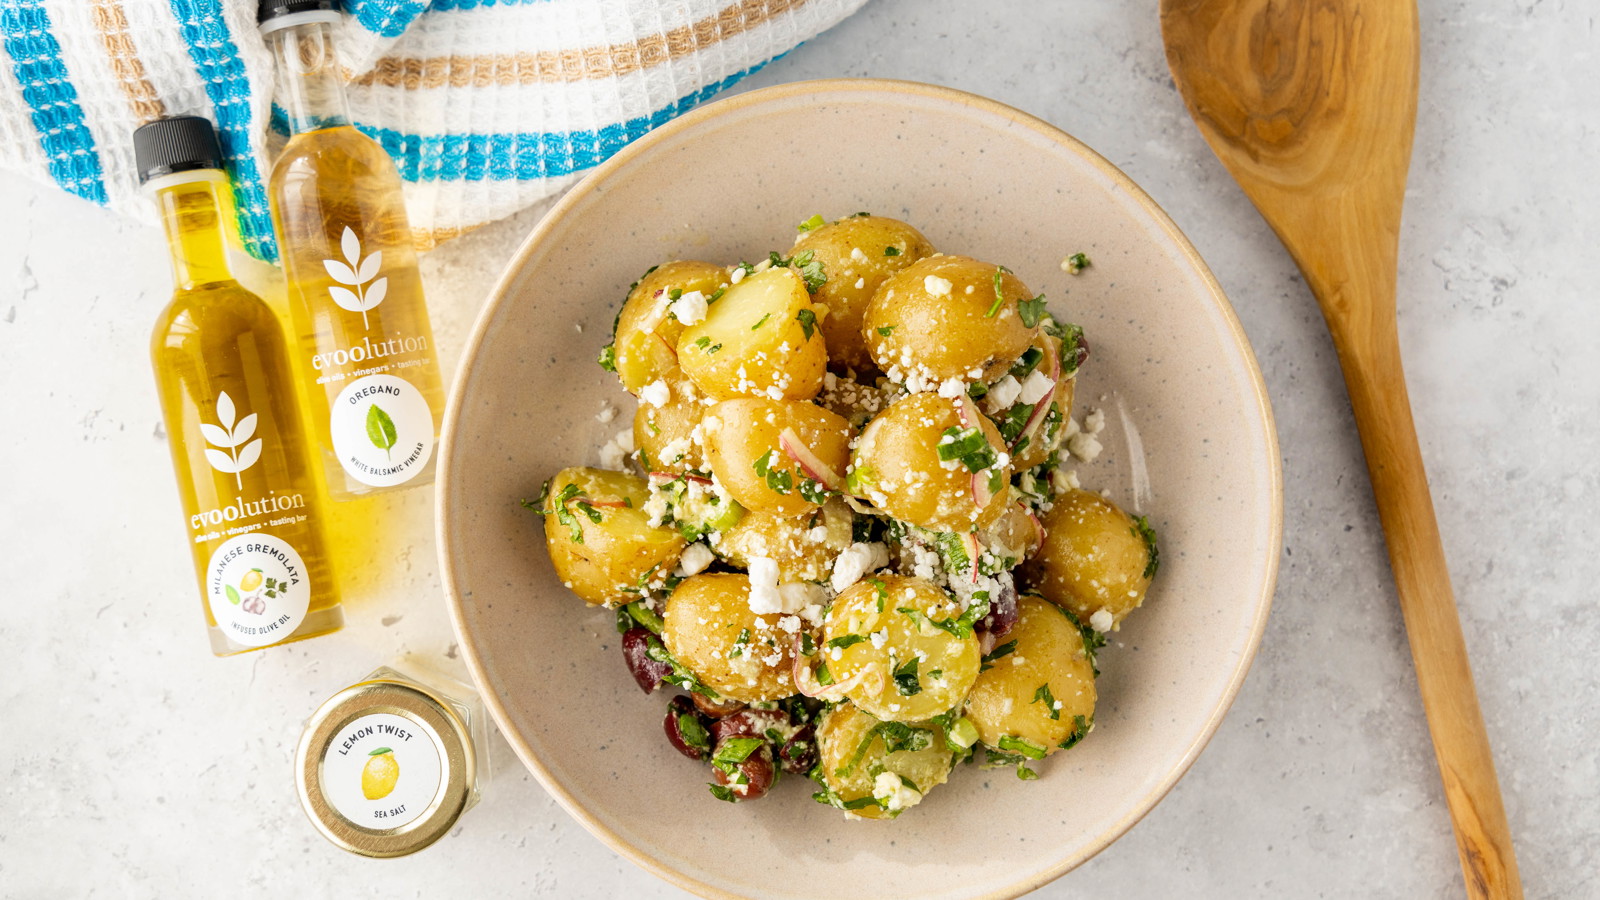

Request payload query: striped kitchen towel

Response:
[0,0,867,259]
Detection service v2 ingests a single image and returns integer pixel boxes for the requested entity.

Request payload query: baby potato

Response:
[540,467,686,606]
[863,255,1039,385]
[634,394,706,474]
[676,266,826,401]
[1020,488,1158,631]
[964,593,1096,756]
[610,260,729,394]
[814,702,954,819]
[849,392,1011,532]
[661,573,796,702]
[822,575,980,722]
[716,498,853,583]
[701,397,853,516]
[791,215,935,373]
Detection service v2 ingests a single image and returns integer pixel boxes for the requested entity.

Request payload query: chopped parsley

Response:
[1133,515,1160,578]
[677,710,711,754]
[997,734,1047,760]
[528,482,603,543]
[897,597,989,641]
[1009,346,1045,380]
[624,601,663,634]
[986,265,1012,318]
[1032,683,1060,720]
[729,627,751,658]
[884,246,901,257]
[644,635,720,699]
[836,721,933,778]
[815,661,835,686]
[982,746,1039,780]
[797,213,826,233]
[796,308,818,340]
[868,577,888,613]
[1058,714,1092,751]
[876,325,896,336]
[752,312,771,330]
[936,426,998,473]
[1019,294,1048,328]
[892,656,922,696]
[1064,252,1091,274]
[966,381,989,401]
[826,634,869,650]
[769,249,827,293]
[597,343,617,372]
[753,450,793,494]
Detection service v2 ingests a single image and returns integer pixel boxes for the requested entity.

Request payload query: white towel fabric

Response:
[0,0,867,258]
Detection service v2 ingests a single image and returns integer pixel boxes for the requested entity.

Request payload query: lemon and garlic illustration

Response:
[224,568,284,616]
[362,747,400,800]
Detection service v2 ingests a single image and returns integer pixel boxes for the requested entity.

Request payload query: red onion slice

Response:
[778,427,841,490]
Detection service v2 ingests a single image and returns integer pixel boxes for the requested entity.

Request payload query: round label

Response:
[321,712,444,830]
[205,533,312,648]
[330,374,434,487]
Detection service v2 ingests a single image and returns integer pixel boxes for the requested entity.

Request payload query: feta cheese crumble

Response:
[670,289,708,326]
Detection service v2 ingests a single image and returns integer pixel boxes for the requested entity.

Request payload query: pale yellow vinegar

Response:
[266,22,444,500]
[151,175,342,655]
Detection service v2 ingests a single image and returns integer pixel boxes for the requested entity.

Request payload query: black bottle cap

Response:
[258,0,340,27]
[133,115,222,184]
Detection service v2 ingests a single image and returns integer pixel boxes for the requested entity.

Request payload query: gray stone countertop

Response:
[2,1,1595,897]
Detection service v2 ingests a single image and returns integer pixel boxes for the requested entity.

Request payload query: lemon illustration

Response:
[239,569,263,592]
[362,747,399,800]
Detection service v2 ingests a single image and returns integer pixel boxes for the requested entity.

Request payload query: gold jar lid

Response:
[295,678,475,858]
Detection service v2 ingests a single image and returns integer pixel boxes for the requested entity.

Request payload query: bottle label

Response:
[330,373,435,486]
[205,533,311,647]
[321,712,443,830]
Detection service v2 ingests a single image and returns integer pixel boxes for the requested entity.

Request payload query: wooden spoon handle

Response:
[1332,315,1523,900]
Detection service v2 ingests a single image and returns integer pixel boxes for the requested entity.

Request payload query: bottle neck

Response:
[155,175,237,290]
[268,21,351,134]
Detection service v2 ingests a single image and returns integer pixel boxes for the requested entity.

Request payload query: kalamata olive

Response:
[692,692,746,719]
[977,583,1019,641]
[710,742,776,801]
[710,708,790,745]
[663,695,713,760]
[778,723,817,775]
[621,627,672,693]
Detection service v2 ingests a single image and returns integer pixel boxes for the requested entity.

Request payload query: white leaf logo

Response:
[324,226,386,329]
[203,391,265,490]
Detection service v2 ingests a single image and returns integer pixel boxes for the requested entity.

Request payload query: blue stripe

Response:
[167,0,277,261]
[428,0,553,9]
[348,0,429,38]
[0,1,108,204]
[278,57,776,184]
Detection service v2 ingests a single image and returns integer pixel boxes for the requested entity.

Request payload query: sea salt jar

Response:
[296,661,490,857]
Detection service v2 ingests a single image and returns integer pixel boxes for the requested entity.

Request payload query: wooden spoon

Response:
[1159,2,1522,897]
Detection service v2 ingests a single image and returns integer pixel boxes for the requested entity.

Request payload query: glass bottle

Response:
[140,115,343,655]
[261,0,445,499]
[296,660,489,857]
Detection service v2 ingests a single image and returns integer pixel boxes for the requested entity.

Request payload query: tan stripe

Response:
[354,0,810,90]
[90,0,168,122]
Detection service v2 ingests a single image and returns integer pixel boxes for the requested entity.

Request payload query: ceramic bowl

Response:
[439,79,1281,899]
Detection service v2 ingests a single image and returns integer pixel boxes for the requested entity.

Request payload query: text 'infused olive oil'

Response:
[139,116,343,655]
[262,0,444,499]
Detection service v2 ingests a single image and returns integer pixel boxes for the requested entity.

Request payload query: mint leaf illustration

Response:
[226,585,241,605]
[367,404,398,460]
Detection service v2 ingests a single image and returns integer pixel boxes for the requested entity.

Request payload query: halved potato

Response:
[676,266,826,401]
[610,260,729,394]
[822,575,980,722]
[814,702,954,820]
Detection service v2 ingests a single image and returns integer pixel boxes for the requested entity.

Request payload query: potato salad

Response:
[527,213,1159,818]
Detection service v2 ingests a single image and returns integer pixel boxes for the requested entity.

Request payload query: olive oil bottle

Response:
[140,116,343,655]
[261,0,444,499]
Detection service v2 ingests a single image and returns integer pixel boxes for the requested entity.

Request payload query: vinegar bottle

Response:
[139,115,343,655]
[261,0,445,499]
